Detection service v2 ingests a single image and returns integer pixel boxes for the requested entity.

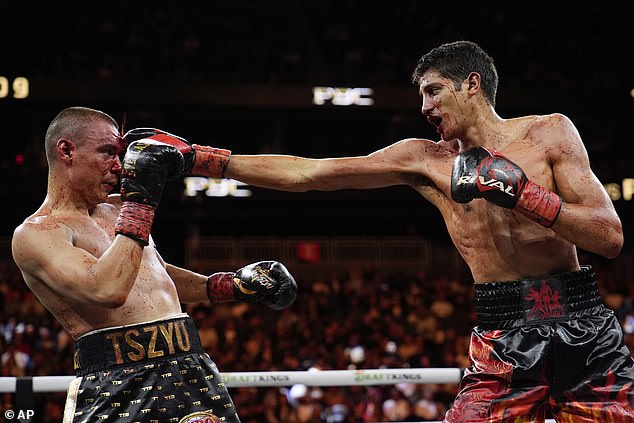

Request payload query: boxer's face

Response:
[418,71,471,142]
[71,121,123,204]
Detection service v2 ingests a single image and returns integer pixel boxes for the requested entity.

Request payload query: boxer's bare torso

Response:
[13,195,182,338]
[225,112,620,283]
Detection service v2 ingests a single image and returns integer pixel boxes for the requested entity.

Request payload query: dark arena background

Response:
[1,2,633,422]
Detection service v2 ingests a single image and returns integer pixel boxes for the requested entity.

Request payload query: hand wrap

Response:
[114,203,155,246]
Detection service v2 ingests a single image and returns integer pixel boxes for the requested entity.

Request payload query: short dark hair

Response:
[411,41,498,107]
[44,107,118,165]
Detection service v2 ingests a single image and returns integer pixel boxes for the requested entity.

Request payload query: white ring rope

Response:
[0,368,461,393]
[0,369,558,423]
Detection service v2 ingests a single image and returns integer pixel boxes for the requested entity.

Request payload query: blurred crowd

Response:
[2,259,633,422]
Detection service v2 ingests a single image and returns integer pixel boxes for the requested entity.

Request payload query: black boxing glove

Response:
[451,146,562,227]
[115,140,185,245]
[123,128,231,178]
[451,146,491,204]
[206,261,298,310]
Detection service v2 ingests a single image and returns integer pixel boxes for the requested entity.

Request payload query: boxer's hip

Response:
[474,265,604,327]
[73,314,204,374]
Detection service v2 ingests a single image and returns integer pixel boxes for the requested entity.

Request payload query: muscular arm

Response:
[12,222,144,308]
[224,138,451,192]
[165,263,208,303]
[545,114,623,258]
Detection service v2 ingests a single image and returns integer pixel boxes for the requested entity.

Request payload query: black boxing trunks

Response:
[445,266,634,422]
[62,314,240,423]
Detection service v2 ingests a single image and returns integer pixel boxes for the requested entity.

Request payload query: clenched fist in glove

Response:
[451,146,562,227]
[122,128,231,178]
[206,261,298,310]
[115,140,185,245]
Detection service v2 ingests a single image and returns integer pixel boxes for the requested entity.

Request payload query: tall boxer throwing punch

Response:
[11,107,297,423]
[129,41,634,421]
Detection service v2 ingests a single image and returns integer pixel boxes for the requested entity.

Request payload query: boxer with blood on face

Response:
[12,107,297,422]
[133,41,634,422]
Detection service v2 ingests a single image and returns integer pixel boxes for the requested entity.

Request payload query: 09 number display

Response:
[0,76,29,99]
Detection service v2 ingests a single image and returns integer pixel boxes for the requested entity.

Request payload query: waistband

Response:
[73,315,203,374]
[474,266,603,325]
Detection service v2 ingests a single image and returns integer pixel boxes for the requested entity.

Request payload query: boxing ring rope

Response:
[0,368,461,392]
[0,368,556,423]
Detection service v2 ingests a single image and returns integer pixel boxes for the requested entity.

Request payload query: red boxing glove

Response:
[451,147,562,227]
[122,128,231,178]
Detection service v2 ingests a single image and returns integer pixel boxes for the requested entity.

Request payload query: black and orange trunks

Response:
[444,266,634,422]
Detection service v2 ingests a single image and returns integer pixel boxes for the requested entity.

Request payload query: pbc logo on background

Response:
[312,86,374,106]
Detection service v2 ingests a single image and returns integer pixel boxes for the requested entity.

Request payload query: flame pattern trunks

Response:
[445,266,634,422]
[63,315,240,423]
